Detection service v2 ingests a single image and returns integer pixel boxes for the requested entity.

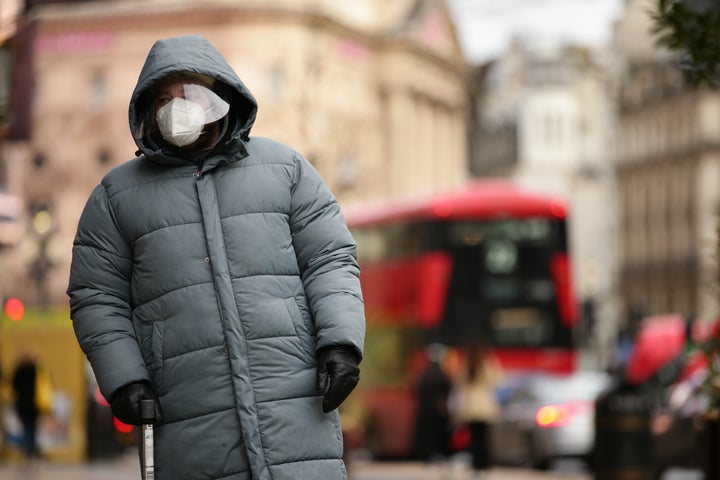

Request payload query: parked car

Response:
[490,370,613,469]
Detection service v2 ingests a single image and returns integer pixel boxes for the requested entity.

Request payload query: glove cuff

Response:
[317,345,361,363]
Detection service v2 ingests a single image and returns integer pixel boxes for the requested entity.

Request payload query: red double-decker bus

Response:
[344,180,579,458]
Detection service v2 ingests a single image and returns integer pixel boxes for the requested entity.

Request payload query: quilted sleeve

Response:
[289,154,365,358]
[67,184,149,400]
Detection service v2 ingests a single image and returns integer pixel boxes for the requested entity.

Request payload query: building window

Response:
[33,152,47,170]
[91,69,107,108]
[267,64,284,100]
[543,111,563,146]
[0,153,7,189]
[98,149,111,166]
[0,45,10,119]
[335,154,358,191]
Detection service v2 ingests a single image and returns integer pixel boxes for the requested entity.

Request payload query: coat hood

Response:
[129,35,258,161]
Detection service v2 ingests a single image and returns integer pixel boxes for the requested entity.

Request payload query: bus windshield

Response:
[434,218,572,349]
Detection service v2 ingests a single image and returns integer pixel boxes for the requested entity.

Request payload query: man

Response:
[411,344,452,462]
[12,352,40,459]
[67,35,365,480]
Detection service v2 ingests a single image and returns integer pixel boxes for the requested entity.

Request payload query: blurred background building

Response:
[612,0,720,330]
[467,0,720,365]
[0,0,471,308]
[0,0,24,275]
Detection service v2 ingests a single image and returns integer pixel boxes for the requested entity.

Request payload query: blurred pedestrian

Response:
[67,34,365,480]
[452,340,503,477]
[411,343,453,462]
[11,351,42,459]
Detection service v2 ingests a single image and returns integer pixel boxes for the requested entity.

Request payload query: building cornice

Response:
[26,0,469,76]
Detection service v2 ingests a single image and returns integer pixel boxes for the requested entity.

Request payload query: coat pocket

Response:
[151,319,166,391]
[283,297,304,336]
[134,316,165,391]
[243,297,300,339]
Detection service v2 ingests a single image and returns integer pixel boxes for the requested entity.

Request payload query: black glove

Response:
[110,381,162,426]
[316,346,361,413]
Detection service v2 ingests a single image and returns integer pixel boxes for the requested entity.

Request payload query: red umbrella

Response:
[625,314,686,385]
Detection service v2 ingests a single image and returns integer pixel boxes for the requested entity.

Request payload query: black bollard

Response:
[705,415,720,480]
[594,381,654,480]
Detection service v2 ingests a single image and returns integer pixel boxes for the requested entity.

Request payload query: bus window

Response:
[353,227,386,263]
[490,307,552,345]
[354,222,430,263]
[446,219,557,247]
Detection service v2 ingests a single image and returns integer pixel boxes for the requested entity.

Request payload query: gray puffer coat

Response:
[67,35,365,480]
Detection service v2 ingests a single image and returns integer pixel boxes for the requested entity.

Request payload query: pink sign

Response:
[337,40,371,62]
[35,31,114,54]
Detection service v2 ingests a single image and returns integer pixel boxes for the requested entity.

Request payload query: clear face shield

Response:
[154,83,230,147]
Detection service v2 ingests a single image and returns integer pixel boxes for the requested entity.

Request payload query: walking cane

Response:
[140,398,156,480]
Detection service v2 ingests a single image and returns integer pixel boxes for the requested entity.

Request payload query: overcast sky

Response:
[446,0,625,64]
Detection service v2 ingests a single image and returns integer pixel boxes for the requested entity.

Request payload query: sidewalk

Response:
[0,452,140,480]
[0,451,593,480]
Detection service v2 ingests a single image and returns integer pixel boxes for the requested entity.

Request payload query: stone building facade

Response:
[615,62,720,322]
[0,0,24,302]
[1,0,471,307]
[613,0,720,324]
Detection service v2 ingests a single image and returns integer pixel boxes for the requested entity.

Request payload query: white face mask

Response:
[156,97,207,147]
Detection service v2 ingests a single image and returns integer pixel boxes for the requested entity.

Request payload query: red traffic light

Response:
[3,298,24,321]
